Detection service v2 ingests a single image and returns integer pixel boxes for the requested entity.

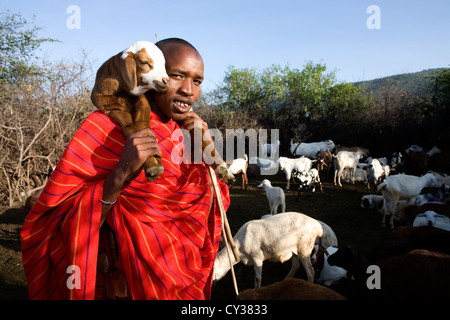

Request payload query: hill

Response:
[354,68,449,97]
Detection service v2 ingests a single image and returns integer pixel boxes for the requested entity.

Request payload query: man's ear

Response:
[120,52,137,93]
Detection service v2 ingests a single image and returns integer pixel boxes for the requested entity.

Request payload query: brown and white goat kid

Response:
[91,41,169,182]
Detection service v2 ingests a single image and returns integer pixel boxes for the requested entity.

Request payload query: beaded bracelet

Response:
[99,198,117,205]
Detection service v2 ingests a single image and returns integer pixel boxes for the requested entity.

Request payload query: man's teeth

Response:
[175,101,190,108]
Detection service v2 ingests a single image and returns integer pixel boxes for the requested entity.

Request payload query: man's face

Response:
[150,46,204,123]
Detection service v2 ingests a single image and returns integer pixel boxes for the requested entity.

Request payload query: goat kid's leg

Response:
[132,95,164,182]
[96,94,163,183]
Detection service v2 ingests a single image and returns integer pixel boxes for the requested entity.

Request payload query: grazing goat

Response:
[257,179,286,215]
[227,155,248,189]
[236,278,346,300]
[213,212,329,288]
[290,139,335,158]
[377,173,440,228]
[91,41,169,182]
[278,156,314,190]
[333,151,363,187]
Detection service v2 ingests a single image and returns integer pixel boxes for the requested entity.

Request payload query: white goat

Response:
[257,179,286,215]
[290,139,335,158]
[313,246,347,287]
[333,151,363,187]
[227,155,248,189]
[213,212,327,288]
[278,156,314,190]
[377,173,440,228]
[260,140,280,157]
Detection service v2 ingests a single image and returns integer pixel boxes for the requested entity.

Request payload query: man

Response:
[21,38,230,300]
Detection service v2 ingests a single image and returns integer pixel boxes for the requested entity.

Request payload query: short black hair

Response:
[155,38,199,54]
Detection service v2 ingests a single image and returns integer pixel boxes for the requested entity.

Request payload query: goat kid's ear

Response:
[121,52,137,93]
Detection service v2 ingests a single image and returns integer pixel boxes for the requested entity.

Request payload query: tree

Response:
[0,11,58,83]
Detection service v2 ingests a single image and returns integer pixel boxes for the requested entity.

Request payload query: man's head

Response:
[148,38,204,123]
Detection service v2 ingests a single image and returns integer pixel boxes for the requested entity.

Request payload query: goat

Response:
[257,179,286,215]
[278,156,314,190]
[91,41,233,183]
[316,150,333,181]
[91,41,169,182]
[290,139,335,158]
[312,245,347,287]
[227,155,248,189]
[260,140,280,157]
[236,278,346,300]
[213,212,328,288]
[293,168,323,193]
[377,173,440,228]
[333,151,363,187]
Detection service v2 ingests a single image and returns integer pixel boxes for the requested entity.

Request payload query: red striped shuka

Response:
[20,110,230,300]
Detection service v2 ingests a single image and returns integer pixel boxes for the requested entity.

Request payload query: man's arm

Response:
[100,128,162,226]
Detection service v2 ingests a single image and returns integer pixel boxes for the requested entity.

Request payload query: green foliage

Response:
[0,11,58,84]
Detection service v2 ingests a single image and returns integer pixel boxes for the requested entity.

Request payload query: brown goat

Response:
[91,41,169,182]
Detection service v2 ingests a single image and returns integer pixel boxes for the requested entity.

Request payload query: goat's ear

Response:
[120,52,137,92]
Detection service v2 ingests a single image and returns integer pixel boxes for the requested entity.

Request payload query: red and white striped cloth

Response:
[21,110,230,300]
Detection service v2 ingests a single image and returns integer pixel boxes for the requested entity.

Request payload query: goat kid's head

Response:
[121,41,170,96]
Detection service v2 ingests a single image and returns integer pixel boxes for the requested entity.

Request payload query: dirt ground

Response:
[0,171,391,300]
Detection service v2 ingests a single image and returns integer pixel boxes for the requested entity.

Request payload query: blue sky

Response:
[2,0,449,91]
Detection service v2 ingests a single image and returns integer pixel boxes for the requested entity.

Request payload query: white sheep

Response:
[257,179,286,215]
[213,212,329,288]
[278,156,314,190]
[377,173,440,228]
[412,210,450,231]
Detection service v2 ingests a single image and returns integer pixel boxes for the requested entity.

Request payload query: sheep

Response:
[213,212,328,288]
[278,156,314,190]
[257,179,286,215]
[227,155,248,189]
[236,278,346,300]
[412,210,450,231]
[401,202,450,225]
[376,173,440,228]
[333,151,363,187]
[360,194,384,209]
[290,139,335,158]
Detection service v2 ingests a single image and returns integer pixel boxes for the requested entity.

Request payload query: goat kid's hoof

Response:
[144,156,164,183]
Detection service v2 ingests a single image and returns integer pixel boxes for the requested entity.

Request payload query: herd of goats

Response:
[214,139,450,300]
